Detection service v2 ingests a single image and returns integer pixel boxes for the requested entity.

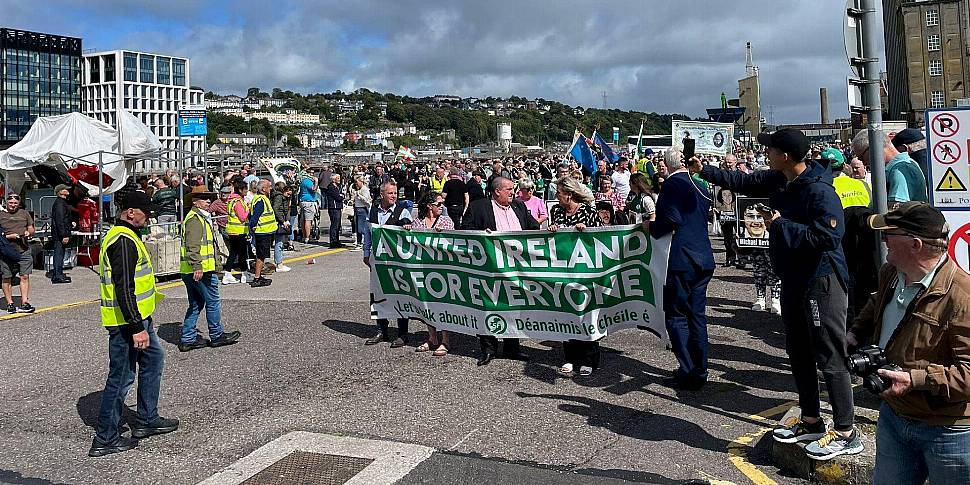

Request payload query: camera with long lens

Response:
[846,345,903,394]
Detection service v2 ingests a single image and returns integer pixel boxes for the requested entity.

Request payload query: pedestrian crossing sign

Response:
[937,167,968,192]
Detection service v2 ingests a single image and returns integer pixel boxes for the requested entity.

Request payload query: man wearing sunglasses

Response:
[0,194,36,313]
[847,202,970,485]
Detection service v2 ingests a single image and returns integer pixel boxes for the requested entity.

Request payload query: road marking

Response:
[0,248,345,321]
[727,399,798,485]
[447,428,479,451]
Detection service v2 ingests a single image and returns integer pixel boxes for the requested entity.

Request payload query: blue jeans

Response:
[95,317,164,443]
[288,215,298,241]
[273,233,286,265]
[874,402,970,485]
[180,273,223,344]
[355,207,368,243]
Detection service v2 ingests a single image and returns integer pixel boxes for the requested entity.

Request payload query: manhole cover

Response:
[241,451,373,485]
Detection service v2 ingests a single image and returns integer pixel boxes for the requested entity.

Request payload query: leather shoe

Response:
[209,330,241,348]
[131,417,179,439]
[177,337,208,353]
[364,334,387,345]
[51,276,72,284]
[89,436,138,457]
[504,351,530,362]
[476,352,496,366]
[389,337,408,348]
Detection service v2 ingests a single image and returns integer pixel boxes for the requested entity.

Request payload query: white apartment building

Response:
[242,110,320,125]
[82,50,204,170]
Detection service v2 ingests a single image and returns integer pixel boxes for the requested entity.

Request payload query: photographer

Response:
[693,128,859,460]
[847,202,970,485]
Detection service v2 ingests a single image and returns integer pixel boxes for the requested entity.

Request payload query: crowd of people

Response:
[13,122,957,484]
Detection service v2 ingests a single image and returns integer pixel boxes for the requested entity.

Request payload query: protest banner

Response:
[369,225,672,343]
[735,196,770,248]
[672,120,734,156]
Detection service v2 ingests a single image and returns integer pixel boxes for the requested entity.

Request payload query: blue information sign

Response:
[178,109,207,136]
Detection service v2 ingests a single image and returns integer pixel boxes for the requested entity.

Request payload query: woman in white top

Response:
[350,176,372,250]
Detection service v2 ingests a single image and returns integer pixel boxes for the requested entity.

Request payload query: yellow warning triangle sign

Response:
[938,167,968,192]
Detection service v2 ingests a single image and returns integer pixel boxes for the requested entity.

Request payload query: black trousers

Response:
[328,208,341,244]
[719,221,738,263]
[479,336,520,355]
[780,273,855,431]
[377,318,409,338]
[446,204,464,229]
[563,340,600,369]
[225,235,249,272]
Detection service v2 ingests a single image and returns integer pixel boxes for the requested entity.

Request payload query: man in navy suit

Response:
[649,147,715,391]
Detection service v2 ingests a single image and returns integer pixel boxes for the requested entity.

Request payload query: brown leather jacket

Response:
[851,257,970,425]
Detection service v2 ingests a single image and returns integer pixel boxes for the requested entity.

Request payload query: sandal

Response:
[433,345,449,357]
[415,342,431,352]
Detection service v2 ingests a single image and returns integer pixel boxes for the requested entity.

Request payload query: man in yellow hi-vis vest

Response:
[178,191,241,352]
[248,180,278,287]
[90,192,177,457]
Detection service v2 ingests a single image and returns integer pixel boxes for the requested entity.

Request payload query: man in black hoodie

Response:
[694,128,861,461]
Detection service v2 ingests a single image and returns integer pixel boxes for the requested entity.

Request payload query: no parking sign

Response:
[925,108,970,206]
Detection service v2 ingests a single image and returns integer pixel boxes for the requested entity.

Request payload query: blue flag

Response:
[593,131,619,163]
[568,131,597,175]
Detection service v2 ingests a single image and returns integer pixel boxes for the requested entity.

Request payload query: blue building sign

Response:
[178,109,207,136]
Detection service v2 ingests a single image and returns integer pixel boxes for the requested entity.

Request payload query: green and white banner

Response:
[369,225,671,343]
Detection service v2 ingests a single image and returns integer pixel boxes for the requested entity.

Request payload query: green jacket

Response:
[182,208,222,272]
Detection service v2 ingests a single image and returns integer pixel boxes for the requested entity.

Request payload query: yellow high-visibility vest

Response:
[180,209,216,274]
[99,225,160,326]
[430,176,446,194]
[226,198,248,235]
[250,194,278,234]
[833,175,871,209]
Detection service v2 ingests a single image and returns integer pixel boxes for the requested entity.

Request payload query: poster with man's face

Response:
[736,196,770,248]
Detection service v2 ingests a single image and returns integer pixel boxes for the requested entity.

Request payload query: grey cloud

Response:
[11,0,862,123]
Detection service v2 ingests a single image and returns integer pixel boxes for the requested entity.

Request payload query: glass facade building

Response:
[0,28,81,145]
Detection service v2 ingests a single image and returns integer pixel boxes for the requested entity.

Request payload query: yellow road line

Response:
[0,247,345,321]
[728,399,798,485]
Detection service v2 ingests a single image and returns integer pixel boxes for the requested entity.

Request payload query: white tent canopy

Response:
[0,110,162,194]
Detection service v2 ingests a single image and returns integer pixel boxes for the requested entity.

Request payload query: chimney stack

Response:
[820,87,830,124]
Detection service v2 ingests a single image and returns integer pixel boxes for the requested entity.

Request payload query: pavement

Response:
[0,235,848,485]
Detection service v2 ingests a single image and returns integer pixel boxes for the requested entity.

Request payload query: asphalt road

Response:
[0,238,816,485]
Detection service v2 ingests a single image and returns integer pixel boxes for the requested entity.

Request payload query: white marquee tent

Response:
[0,110,162,194]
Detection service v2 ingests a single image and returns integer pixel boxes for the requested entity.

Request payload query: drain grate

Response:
[241,451,373,485]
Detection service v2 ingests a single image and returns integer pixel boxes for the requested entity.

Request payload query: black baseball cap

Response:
[757,128,811,161]
[119,191,157,216]
[869,202,949,242]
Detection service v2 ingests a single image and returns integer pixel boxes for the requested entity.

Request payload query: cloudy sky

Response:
[2,0,871,124]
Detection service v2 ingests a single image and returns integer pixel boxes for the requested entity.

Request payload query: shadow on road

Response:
[0,469,72,485]
[516,392,731,453]
[156,322,183,346]
[76,390,136,429]
[323,318,490,360]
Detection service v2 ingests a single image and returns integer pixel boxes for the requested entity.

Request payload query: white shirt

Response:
[612,170,631,199]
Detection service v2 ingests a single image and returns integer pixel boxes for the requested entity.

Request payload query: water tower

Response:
[496,122,512,152]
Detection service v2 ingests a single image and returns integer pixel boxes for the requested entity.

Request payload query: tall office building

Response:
[82,50,204,169]
[0,28,82,148]
[883,0,970,124]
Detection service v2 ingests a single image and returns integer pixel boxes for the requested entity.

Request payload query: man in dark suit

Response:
[461,176,540,366]
[649,147,715,391]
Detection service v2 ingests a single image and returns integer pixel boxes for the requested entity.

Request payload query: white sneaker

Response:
[222,273,239,285]
[579,366,593,376]
[770,298,781,315]
[558,363,574,376]
[752,297,766,311]
[276,264,291,273]
[240,272,250,284]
